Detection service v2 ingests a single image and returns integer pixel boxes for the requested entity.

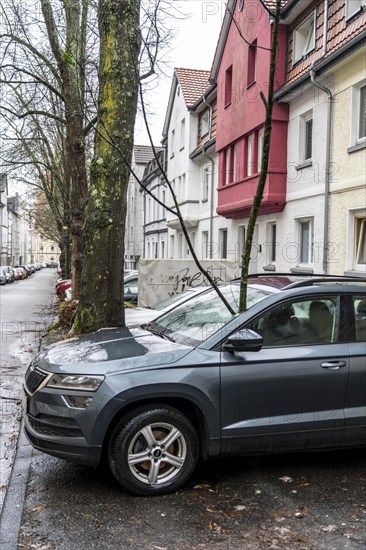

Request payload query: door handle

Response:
[321,361,347,370]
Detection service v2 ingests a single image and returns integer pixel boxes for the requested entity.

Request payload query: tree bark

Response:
[75,0,141,333]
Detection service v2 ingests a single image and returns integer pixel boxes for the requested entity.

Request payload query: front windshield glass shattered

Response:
[151,284,272,346]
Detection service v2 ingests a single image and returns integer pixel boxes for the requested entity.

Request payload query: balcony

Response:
[217,170,287,219]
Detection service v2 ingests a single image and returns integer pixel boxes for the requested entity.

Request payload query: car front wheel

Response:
[108,405,199,496]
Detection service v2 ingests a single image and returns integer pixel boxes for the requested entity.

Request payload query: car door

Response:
[344,294,366,444]
[220,294,349,454]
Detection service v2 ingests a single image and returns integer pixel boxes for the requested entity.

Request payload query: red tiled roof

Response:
[175,68,211,108]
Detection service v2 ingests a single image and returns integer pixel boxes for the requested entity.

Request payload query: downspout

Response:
[202,95,215,259]
[310,0,332,274]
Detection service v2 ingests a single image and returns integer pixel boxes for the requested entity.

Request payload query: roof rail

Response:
[283,277,366,289]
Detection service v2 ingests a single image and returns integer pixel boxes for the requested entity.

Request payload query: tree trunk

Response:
[75,0,141,333]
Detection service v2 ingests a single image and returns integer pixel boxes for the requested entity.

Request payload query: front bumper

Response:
[24,416,102,466]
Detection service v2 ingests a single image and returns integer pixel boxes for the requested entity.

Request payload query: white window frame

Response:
[180,118,185,150]
[219,228,228,259]
[224,149,229,185]
[293,11,316,64]
[200,110,210,137]
[267,221,277,264]
[347,209,366,272]
[258,127,264,171]
[346,0,365,20]
[299,110,313,163]
[202,165,210,201]
[247,134,253,176]
[170,129,175,156]
[233,144,237,182]
[350,80,366,147]
[297,217,314,265]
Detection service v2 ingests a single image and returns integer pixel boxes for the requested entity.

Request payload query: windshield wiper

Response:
[142,323,175,342]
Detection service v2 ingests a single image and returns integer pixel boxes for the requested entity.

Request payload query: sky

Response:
[134,0,227,146]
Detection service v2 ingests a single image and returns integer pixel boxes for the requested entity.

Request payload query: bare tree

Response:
[0,0,98,289]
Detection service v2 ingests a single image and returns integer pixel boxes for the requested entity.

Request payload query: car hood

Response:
[36,327,193,375]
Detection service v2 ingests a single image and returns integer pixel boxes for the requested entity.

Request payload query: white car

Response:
[125,287,209,327]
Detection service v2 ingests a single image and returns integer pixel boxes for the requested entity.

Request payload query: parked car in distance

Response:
[13,267,25,280]
[60,272,139,302]
[55,279,72,298]
[0,268,7,285]
[123,273,138,304]
[2,265,15,283]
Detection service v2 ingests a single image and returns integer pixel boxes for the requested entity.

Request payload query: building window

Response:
[247,134,253,176]
[224,149,229,185]
[51,245,54,252]
[170,129,175,156]
[293,11,316,64]
[161,240,165,259]
[346,0,365,19]
[247,39,257,87]
[349,81,366,151]
[232,144,237,182]
[169,235,174,258]
[298,218,314,264]
[300,110,313,162]
[358,85,366,140]
[258,127,264,171]
[219,228,228,259]
[225,65,233,106]
[202,231,209,259]
[179,233,184,258]
[162,190,166,217]
[180,118,185,149]
[200,110,210,137]
[267,222,277,264]
[202,166,209,201]
[305,118,313,160]
[355,216,366,269]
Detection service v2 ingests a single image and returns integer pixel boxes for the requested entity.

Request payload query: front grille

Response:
[25,367,49,394]
[27,414,82,437]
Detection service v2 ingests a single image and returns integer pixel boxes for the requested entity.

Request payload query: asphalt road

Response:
[1,271,365,550]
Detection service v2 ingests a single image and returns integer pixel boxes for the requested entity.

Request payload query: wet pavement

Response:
[18,448,366,549]
[0,269,57,511]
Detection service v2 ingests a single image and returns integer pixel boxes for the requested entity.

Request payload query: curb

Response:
[0,418,33,550]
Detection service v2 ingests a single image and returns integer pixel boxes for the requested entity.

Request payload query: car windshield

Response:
[149,283,273,346]
[151,289,198,311]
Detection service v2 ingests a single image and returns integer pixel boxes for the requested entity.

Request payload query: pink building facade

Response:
[211,0,289,219]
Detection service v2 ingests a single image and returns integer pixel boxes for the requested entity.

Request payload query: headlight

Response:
[46,374,105,391]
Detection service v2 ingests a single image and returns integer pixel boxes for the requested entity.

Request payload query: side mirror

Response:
[223,328,263,353]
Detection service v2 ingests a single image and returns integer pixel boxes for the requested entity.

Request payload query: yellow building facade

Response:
[329,47,366,276]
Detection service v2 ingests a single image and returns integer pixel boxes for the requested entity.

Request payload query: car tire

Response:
[108,405,199,496]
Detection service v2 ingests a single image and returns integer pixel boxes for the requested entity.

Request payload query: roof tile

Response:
[175,68,211,107]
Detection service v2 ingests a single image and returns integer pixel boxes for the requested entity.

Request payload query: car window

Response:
[124,279,138,294]
[153,284,273,346]
[247,296,340,347]
[151,289,196,311]
[354,295,366,342]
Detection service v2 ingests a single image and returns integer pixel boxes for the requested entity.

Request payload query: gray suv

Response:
[24,276,366,495]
